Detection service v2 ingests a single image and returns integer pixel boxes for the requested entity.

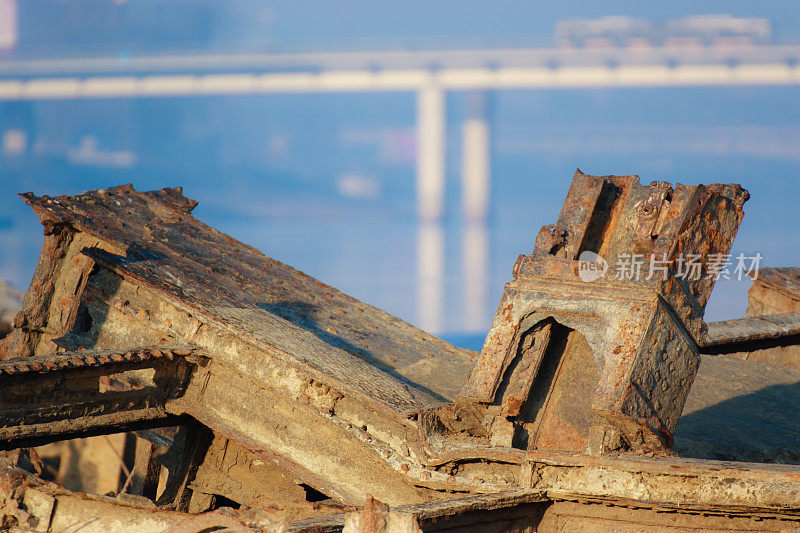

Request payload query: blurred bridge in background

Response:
[2,42,800,221]
[2,12,799,335]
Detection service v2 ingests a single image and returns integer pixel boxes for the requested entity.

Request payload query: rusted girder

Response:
[450,170,748,454]
[705,312,800,346]
[0,346,198,449]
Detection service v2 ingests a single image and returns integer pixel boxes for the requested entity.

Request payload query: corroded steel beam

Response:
[704,312,800,346]
[0,346,197,449]
[702,267,800,369]
[454,170,748,454]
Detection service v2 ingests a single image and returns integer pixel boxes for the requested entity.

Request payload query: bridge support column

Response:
[463,220,488,333]
[417,220,444,334]
[416,84,445,221]
[461,91,490,221]
[461,91,490,332]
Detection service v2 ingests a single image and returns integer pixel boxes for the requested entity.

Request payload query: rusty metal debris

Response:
[1,174,800,531]
[449,171,748,455]
[701,267,800,369]
[746,266,800,316]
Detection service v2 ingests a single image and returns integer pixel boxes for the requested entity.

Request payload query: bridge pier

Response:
[417,220,444,334]
[416,87,493,333]
[461,91,491,333]
[416,83,445,221]
[463,220,489,333]
[461,91,490,221]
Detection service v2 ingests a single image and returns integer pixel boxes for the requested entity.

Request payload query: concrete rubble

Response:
[1,171,800,531]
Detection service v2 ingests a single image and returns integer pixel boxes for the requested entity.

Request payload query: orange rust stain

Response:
[505,396,523,414]
[535,414,586,453]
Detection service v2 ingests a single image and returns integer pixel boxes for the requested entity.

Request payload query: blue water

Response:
[1,86,798,336]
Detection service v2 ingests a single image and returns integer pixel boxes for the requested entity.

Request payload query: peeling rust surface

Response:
[4,177,800,532]
[0,345,194,375]
[456,170,748,455]
[16,184,474,411]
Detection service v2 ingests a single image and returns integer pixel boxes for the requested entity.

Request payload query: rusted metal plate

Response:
[524,327,597,452]
[13,185,475,411]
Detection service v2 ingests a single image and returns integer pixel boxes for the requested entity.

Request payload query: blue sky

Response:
[14,1,800,53]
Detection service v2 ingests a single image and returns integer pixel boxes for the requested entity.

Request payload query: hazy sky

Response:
[266,1,800,44]
[15,1,800,53]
